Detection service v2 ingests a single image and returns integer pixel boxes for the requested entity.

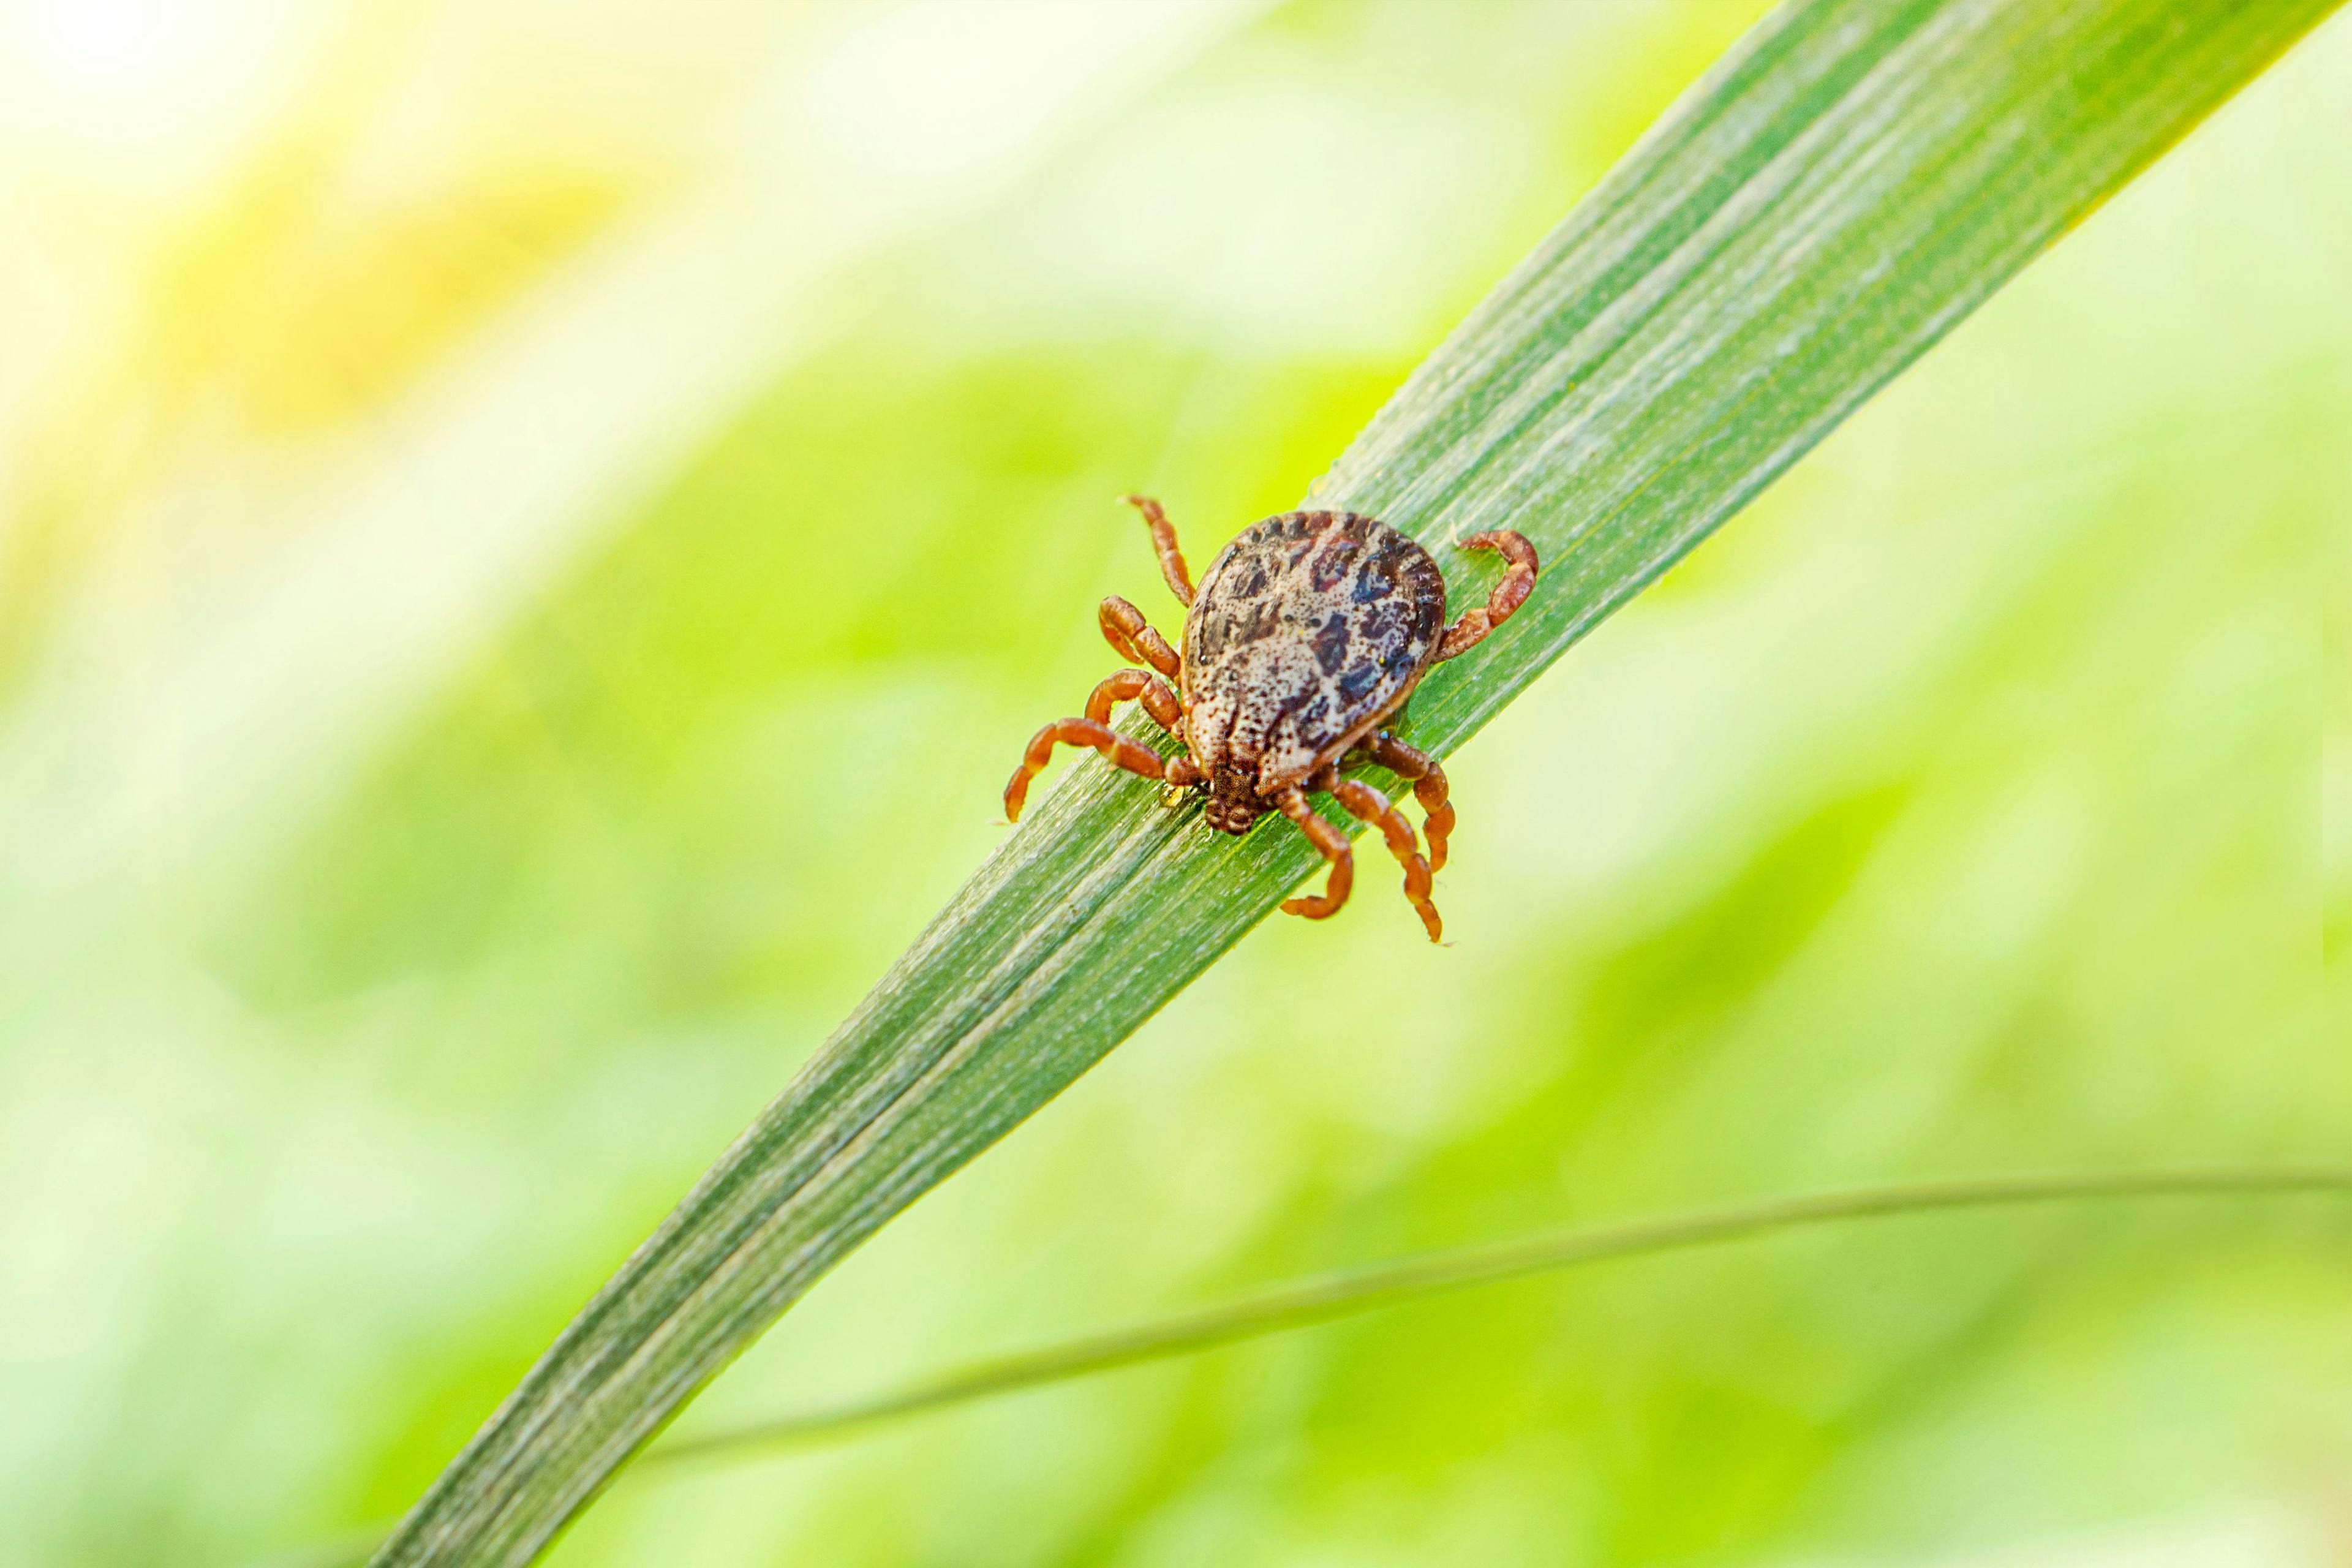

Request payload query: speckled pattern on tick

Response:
[1005,497,1538,941]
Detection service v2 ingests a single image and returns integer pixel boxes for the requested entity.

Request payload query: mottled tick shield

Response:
[1182,511,1447,791]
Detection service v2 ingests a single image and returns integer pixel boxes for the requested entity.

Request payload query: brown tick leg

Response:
[1276,785,1355,921]
[1005,717,1167,822]
[1436,530,1539,662]
[1359,731,1453,873]
[1085,669,1199,801]
[1119,494,1194,606]
[1329,776,1441,943]
[1083,668,1185,733]
[1099,595,1181,679]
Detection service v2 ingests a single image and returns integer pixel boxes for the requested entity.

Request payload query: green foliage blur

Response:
[1,2,2345,1566]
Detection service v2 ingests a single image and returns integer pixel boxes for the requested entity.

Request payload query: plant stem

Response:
[644,1165,2352,1467]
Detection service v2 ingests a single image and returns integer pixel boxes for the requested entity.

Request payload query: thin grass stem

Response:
[647,1165,2352,1469]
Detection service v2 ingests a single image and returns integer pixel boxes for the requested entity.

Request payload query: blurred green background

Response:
[1,2,2346,1565]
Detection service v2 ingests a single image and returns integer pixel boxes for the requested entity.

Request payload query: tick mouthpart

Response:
[1203,764,1267,835]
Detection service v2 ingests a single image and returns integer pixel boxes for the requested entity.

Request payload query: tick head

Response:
[1202,762,1267,835]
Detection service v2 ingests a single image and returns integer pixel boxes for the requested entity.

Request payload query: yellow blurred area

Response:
[0,3,2345,1567]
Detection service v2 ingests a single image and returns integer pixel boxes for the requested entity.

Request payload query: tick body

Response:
[1005,498,1538,941]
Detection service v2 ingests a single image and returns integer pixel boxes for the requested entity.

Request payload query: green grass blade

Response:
[644,1166,2352,1466]
[369,2,2343,1562]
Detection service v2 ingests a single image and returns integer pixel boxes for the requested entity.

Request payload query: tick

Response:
[1004,497,1538,941]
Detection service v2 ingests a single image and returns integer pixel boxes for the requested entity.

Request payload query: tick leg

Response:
[1329,775,1442,943]
[1276,785,1354,921]
[1360,731,1455,874]
[1099,595,1181,679]
[1119,494,1194,606]
[1084,668,1185,733]
[1084,668,1199,798]
[1436,530,1539,662]
[1005,717,1167,823]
